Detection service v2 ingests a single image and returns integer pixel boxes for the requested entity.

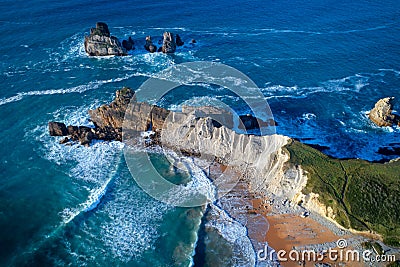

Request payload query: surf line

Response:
[10,153,124,265]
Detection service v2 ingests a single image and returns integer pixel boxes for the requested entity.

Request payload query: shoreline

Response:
[201,159,373,267]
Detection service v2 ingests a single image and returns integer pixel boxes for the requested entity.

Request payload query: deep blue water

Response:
[1,0,399,266]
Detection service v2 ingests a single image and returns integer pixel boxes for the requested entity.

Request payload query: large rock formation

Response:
[122,37,135,51]
[88,87,134,129]
[48,87,135,146]
[161,32,176,53]
[48,122,68,136]
[175,34,184,46]
[84,22,127,56]
[368,97,400,127]
[144,36,157,53]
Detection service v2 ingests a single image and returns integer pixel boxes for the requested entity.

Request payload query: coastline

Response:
[48,88,400,266]
[197,155,394,267]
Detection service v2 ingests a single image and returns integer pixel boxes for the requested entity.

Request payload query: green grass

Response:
[362,241,384,255]
[284,140,400,246]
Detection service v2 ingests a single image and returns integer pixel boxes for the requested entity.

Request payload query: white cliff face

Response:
[160,112,308,201]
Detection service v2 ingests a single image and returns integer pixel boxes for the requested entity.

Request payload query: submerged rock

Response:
[368,97,400,127]
[84,22,127,56]
[162,32,176,53]
[144,36,157,53]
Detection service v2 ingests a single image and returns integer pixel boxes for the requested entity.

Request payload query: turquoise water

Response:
[1,0,400,266]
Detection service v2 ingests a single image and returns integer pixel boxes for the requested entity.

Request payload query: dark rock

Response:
[368,97,400,127]
[377,143,400,156]
[238,114,277,131]
[90,22,110,37]
[122,37,134,51]
[162,32,176,53]
[176,34,184,46]
[144,36,157,53]
[67,125,78,135]
[84,22,127,56]
[79,131,95,146]
[48,122,68,136]
[59,137,70,144]
[306,143,330,152]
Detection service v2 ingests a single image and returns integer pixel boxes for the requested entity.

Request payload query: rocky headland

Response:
[49,88,400,266]
[49,88,400,253]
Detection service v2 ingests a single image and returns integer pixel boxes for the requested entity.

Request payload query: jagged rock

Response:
[79,131,95,146]
[238,114,277,131]
[90,22,110,37]
[67,125,78,135]
[88,87,135,129]
[59,137,69,144]
[48,122,68,136]
[368,97,400,127]
[176,34,184,46]
[144,36,157,53]
[162,32,176,53]
[84,22,127,56]
[122,37,134,51]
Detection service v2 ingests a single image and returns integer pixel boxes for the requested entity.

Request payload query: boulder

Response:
[162,32,176,53]
[122,36,134,51]
[144,36,157,53]
[84,22,127,56]
[368,97,400,127]
[48,122,68,136]
[176,34,184,46]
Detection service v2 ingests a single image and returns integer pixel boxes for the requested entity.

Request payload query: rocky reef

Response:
[48,87,135,145]
[84,22,190,56]
[368,97,400,127]
[84,22,127,56]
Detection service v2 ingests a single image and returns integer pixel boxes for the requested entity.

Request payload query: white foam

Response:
[159,151,216,206]
[0,73,134,106]
[206,204,256,266]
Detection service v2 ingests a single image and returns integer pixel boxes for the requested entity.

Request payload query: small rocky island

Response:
[368,97,400,127]
[84,22,188,56]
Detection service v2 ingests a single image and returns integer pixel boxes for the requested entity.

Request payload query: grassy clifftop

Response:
[284,140,400,246]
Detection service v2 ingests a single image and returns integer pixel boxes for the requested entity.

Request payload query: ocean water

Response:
[1,0,399,266]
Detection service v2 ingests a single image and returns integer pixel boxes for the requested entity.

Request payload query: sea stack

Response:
[161,32,176,53]
[368,97,400,127]
[144,36,157,53]
[84,22,127,56]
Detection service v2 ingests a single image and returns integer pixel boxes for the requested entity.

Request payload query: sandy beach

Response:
[205,161,371,267]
